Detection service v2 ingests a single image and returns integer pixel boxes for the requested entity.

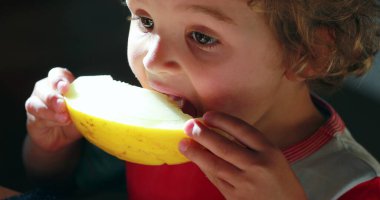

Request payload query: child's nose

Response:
[142,35,181,74]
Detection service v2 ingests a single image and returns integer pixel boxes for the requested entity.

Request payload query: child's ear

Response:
[285,27,335,82]
[284,65,318,82]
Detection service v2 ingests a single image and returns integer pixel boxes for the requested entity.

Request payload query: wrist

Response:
[22,136,83,183]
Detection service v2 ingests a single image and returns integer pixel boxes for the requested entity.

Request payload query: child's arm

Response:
[179,111,307,200]
[23,67,83,186]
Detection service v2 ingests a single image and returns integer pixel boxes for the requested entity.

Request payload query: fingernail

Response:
[184,120,201,137]
[179,138,191,152]
[57,81,66,93]
[192,121,201,136]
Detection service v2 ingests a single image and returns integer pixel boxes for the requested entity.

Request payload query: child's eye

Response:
[140,16,154,29]
[129,15,154,33]
[191,32,218,45]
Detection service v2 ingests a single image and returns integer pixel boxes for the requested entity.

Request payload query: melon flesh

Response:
[64,75,192,165]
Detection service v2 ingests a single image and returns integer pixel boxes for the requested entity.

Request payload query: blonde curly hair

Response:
[250,0,380,89]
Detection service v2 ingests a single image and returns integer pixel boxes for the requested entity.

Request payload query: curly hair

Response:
[249,0,380,90]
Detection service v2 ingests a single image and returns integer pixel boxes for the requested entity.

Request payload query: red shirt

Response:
[126,162,380,200]
[126,97,380,199]
[339,177,380,200]
[126,162,223,200]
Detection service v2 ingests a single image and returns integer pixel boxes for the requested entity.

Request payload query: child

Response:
[24,0,380,199]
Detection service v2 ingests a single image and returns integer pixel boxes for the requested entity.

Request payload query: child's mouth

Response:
[167,95,199,118]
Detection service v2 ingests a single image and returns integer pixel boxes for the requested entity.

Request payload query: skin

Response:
[24,68,81,185]
[24,0,325,198]
[126,0,321,199]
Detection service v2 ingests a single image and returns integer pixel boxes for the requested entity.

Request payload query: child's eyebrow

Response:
[180,4,236,25]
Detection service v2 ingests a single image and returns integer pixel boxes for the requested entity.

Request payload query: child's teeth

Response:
[168,95,185,108]
[175,98,185,108]
[167,95,198,117]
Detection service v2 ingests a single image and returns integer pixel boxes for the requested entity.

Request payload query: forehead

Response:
[125,0,252,8]
[125,0,254,19]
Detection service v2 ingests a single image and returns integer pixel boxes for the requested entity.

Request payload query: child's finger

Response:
[27,113,70,129]
[178,138,241,185]
[25,96,69,124]
[25,96,54,120]
[183,119,255,171]
[32,79,68,113]
[202,171,235,199]
[47,67,75,94]
[202,111,273,151]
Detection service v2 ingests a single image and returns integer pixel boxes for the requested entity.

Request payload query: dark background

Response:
[1,0,379,195]
[0,0,137,193]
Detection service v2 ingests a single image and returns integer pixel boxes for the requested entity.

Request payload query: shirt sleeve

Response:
[338,177,380,200]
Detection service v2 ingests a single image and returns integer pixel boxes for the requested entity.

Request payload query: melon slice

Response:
[64,75,192,165]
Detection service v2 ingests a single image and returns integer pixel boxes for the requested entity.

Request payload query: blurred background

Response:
[0,0,379,195]
[0,0,136,193]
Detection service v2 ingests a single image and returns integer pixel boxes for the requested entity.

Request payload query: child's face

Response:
[126,0,291,125]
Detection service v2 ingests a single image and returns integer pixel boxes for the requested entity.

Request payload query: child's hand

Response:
[25,67,81,152]
[179,111,307,200]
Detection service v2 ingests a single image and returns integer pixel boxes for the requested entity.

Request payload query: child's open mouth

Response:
[167,95,199,118]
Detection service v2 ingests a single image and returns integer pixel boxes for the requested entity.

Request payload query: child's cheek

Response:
[128,37,147,67]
